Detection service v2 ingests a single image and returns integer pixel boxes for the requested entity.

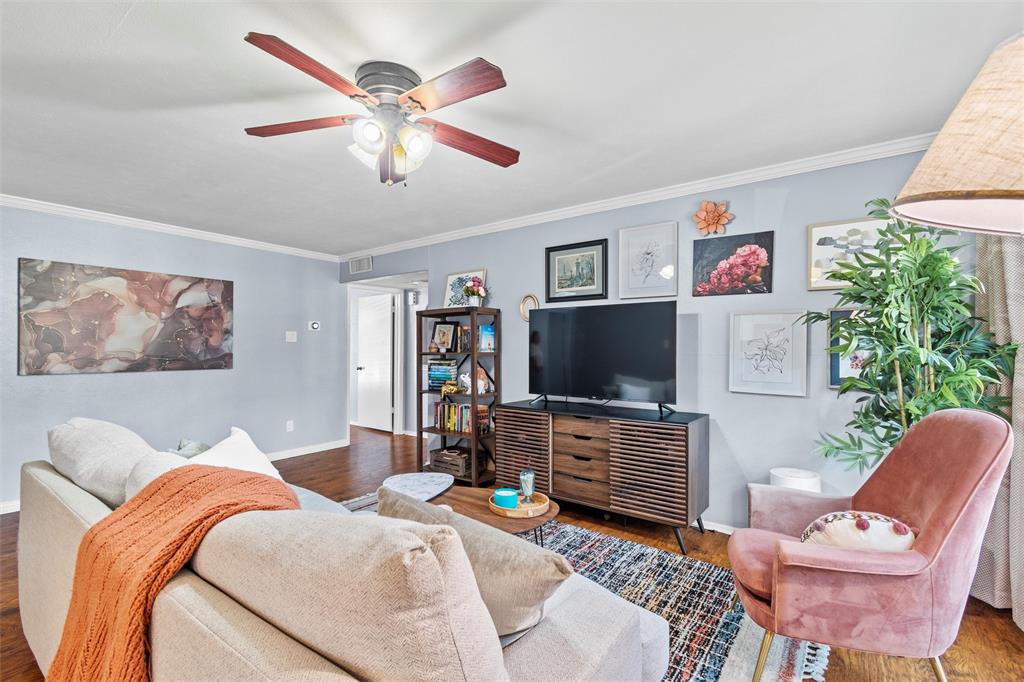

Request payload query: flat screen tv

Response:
[529,301,675,403]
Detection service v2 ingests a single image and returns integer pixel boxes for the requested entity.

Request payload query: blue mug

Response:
[493,488,519,509]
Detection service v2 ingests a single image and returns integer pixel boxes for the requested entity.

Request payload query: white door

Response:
[356,293,394,432]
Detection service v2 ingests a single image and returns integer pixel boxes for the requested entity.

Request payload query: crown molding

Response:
[338,132,936,260]
[0,194,341,263]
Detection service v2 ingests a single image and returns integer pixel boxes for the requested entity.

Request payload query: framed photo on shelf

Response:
[545,238,608,302]
[431,321,459,351]
[807,218,884,290]
[444,269,486,307]
[829,308,868,389]
[619,221,678,298]
[729,311,808,396]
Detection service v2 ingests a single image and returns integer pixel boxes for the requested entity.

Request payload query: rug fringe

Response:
[801,642,830,682]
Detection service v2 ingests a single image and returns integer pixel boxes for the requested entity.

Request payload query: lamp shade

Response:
[890,36,1023,236]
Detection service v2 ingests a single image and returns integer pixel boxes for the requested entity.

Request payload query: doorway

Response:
[347,271,428,436]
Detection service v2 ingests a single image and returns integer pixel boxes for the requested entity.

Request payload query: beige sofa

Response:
[19,461,670,681]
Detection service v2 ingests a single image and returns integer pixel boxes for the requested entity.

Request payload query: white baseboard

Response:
[268,438,350,462]
[696,520,736,535]
[399,430,430,439]
[1,499,20,514]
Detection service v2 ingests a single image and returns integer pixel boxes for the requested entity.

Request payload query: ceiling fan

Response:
[243,33,520,185]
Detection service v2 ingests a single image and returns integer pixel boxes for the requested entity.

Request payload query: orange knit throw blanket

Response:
[47,464,299,682]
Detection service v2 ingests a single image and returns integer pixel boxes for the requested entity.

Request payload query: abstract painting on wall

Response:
[807,218,884,290]
[18,258,233,375]
[692,231,774,297]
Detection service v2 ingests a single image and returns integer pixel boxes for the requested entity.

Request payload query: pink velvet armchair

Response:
[728,409,1013,682]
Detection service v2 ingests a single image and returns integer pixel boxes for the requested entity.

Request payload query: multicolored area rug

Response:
[520,521,829,682]
[340,495,829,682]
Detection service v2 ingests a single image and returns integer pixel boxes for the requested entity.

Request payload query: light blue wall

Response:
[342,152,976,528]
[1,207,347,503]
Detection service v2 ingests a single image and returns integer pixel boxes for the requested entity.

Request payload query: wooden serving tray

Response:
[488,492,551,518]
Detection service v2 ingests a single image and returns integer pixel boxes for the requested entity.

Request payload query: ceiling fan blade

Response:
[418,118,520,167]
[399,58,506,114]
[244,32,379,106]
[245,114,361,137]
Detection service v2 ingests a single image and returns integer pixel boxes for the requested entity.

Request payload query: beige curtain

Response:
[972,234,1024,631]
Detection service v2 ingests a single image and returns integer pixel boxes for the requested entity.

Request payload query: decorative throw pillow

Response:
[801,510,918,552]
[169,438,211,458]
[124,428,281,501]
[192,511,509,681]
[48,417,157,507]
[377,486,573,637]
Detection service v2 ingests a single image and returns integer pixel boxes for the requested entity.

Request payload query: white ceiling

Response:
[2,2,1019,257]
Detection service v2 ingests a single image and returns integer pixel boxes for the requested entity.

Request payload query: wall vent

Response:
[348,255,373,275]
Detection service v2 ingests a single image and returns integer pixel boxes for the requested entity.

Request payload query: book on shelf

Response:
[432,403,491,434]
[426,358,458,390]
[478,325,495,352]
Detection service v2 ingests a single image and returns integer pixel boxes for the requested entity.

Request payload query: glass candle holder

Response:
[520,469,536,504]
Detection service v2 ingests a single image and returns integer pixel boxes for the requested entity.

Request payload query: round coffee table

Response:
[431,487,560,547]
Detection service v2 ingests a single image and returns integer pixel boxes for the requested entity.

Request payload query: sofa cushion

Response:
[377,486,573,637]
[192,510,508,682]
[727,528,792,599]
[48,417,156,507]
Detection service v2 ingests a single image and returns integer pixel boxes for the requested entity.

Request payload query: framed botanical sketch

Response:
[619,221,678,298]
[444,269,486,307]
[829,308,868,389]
[807,218,884,290]
[692,231,774,297]
[729,311,808,396]
[545,239,608,302]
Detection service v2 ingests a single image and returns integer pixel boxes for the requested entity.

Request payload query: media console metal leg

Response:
[673,526,688,555]
[696,516,706,534]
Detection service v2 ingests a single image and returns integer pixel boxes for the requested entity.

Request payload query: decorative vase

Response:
[467,295,482,307]
[520,469,536,504]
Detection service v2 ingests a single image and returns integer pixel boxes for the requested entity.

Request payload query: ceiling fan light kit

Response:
[243,33,519,186]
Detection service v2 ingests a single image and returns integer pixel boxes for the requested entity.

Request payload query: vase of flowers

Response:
[463,276,487,307]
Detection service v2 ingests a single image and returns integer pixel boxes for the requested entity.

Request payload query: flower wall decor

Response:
[693,200,734,236]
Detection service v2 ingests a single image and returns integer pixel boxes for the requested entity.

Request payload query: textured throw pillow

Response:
[124,451,190,500]
[377,486,573,637]
[192,511,509,682]
[48,417,157,507]
[169,438,211,458]
[801,510,918,552]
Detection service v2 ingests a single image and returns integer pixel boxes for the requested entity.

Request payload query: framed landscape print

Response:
[807,218,884,290]
[692,231,774,297]
[729,311,808,396]
[545,239,608,302]
[18,258,233,375]
[444,269,486,307]
[829,308,868,389]
[619,221,678,299]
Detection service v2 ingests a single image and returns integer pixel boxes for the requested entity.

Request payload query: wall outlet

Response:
[308,321,321,331]
[285,330,298,343]
[285,420,294,432]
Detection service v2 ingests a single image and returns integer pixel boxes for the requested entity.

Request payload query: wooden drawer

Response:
[552,472,610,508]
[552,415,609,439]
[553,452,609,482]
[552,432,609,459]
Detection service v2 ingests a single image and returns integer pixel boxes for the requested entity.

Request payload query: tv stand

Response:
[495,401,709,555]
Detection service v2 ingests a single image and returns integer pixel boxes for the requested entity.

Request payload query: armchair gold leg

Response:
[929,656,948,682]
[751,630,775,682]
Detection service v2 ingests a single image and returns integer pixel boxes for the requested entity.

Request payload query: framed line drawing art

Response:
[807,218,884,290]
[545,239,608,303]
[729,311,808,396]
[619,221,678,299]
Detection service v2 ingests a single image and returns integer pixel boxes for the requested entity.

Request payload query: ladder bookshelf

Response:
[416,306,501,487]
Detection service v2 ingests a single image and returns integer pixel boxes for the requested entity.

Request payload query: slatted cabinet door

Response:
[495,408,551,494]
[608,420,689,527]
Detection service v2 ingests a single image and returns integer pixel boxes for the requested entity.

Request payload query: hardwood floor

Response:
[2,426,1021,681]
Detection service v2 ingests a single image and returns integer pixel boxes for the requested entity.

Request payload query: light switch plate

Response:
[285,330,298,343]
[285,420,294,432]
